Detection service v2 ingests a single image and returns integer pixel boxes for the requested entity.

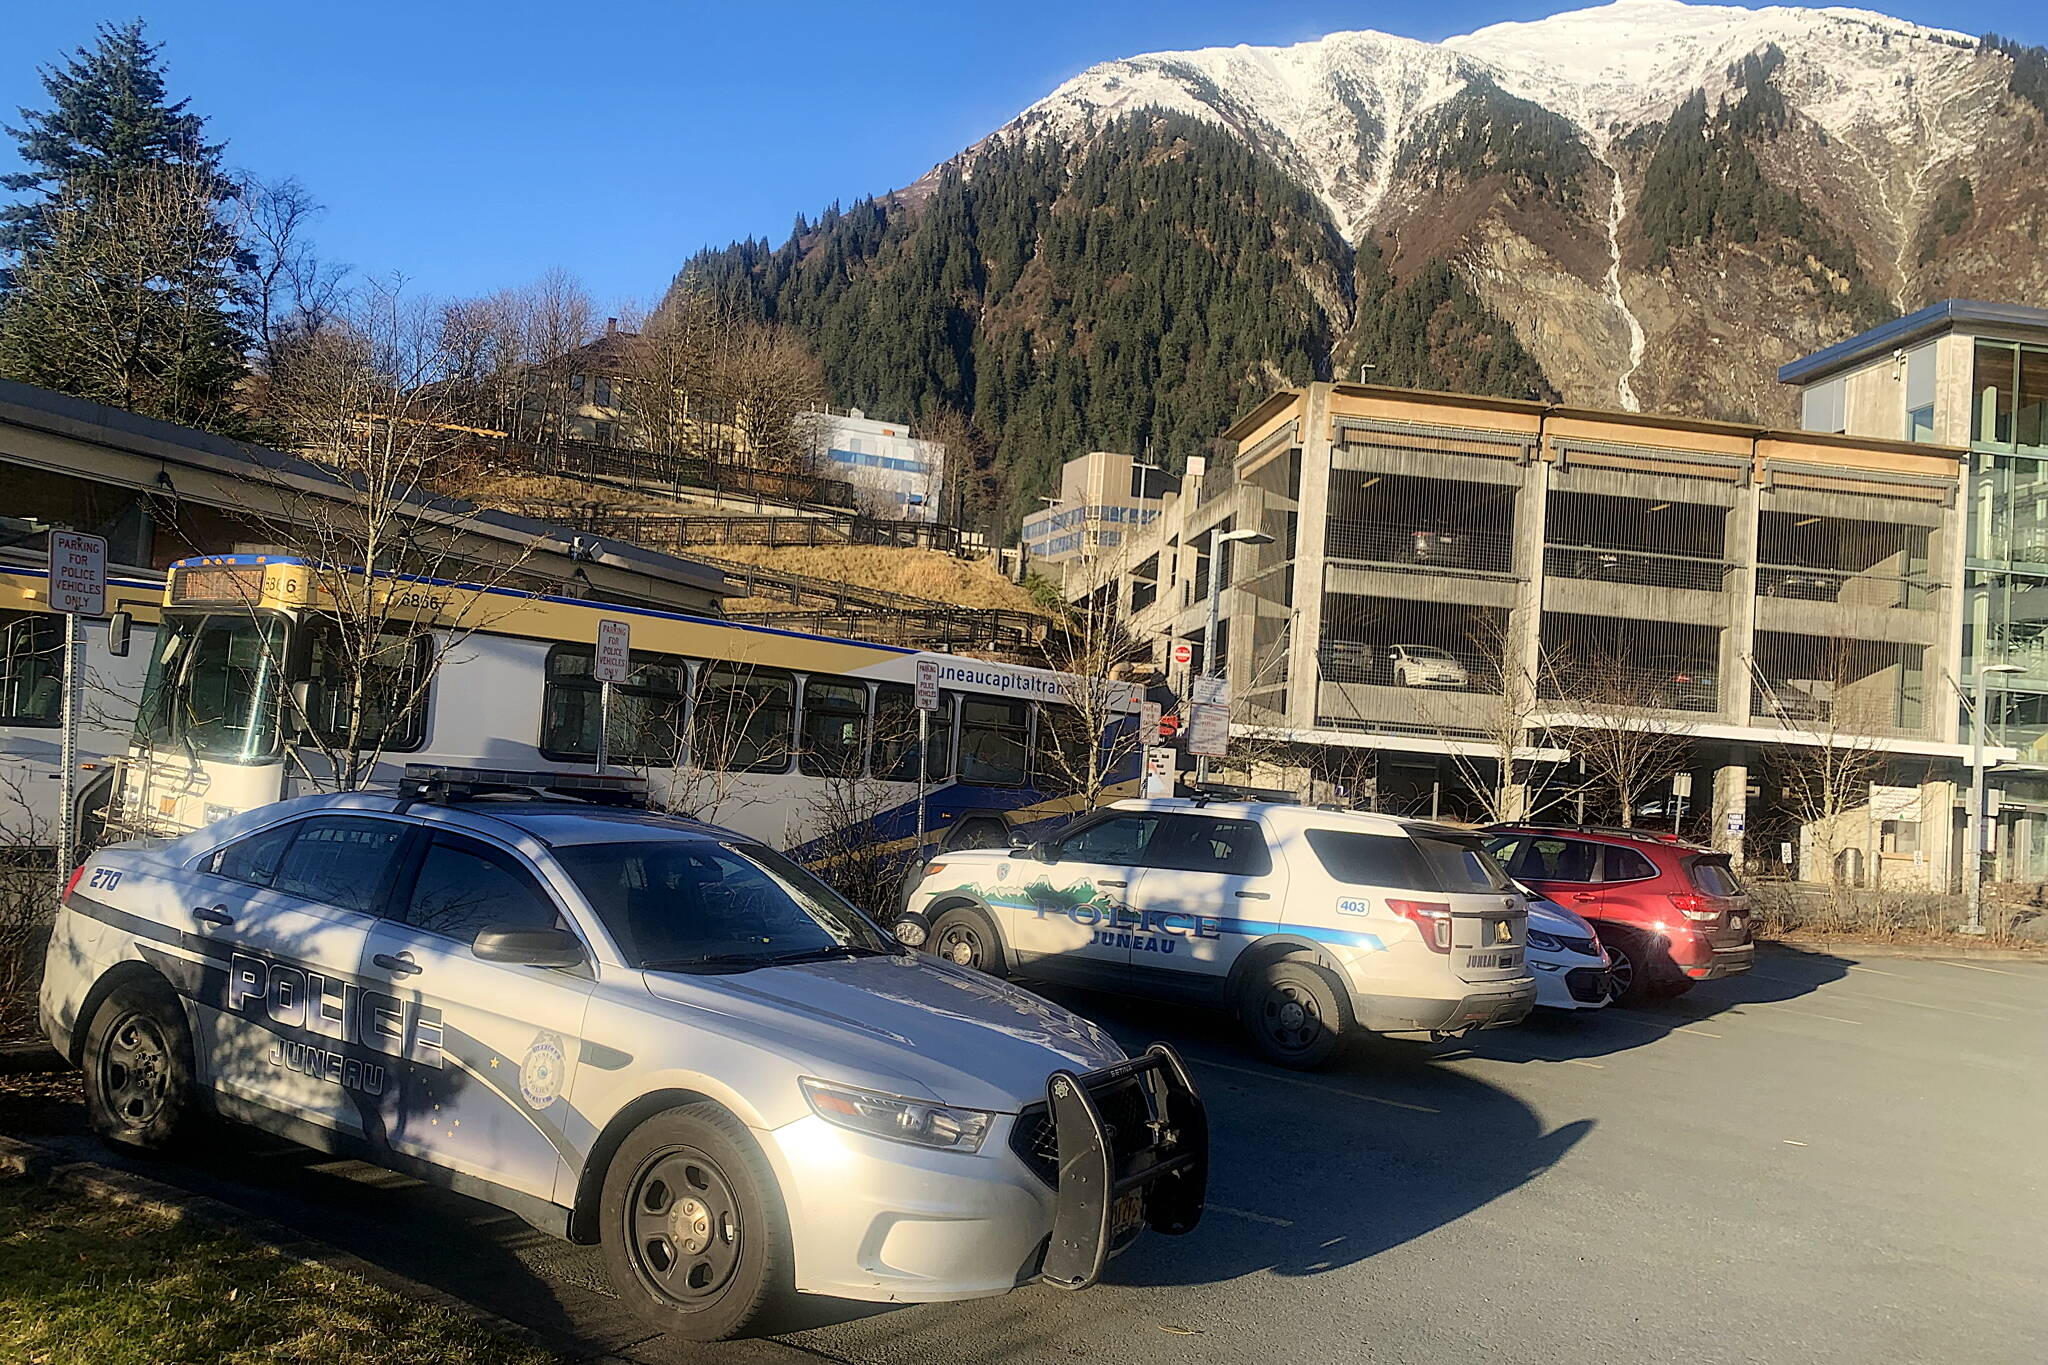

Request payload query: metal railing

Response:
[1544,544,1733,593]
[1754,564,1935,611]
[498,507,960,553]
[1325,524,1515,576]
[693,552,1041,649]
[740,608,1046,652]
[499,435,858,512]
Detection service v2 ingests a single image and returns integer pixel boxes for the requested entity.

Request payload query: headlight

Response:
[799,1078,992,1153]
[1525,928,1563,953]
[891,917,928,947]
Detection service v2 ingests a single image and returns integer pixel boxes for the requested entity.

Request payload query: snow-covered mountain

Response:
[983,1,2041,419]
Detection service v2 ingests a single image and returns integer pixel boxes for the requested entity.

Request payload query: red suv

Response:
[1484,825,1755,1005]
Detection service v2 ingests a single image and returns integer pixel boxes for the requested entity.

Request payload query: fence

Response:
[496,436,859,512]
[516,512,961,553]
[693,552,1043,651]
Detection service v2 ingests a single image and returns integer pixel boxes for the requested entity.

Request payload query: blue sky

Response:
[3,1,2042,311]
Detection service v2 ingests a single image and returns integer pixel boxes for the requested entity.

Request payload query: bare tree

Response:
[1036,586,1149,811]
[1765,645,1895,885]
[229,274,542,790]
[1546,649,1695,828]
[914,406,993,533]
[238,174,347,379]
[716,321,825,478]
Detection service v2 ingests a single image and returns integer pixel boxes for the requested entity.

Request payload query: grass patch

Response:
[0,1175,553,1365]
[714,545,1048,615]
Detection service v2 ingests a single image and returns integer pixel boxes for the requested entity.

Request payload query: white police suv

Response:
[40,768,1206,1341]
[896,797,1537,1069]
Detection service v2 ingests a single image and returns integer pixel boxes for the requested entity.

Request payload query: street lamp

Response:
[1966,659,2025,934]
[1194,527,1276,782]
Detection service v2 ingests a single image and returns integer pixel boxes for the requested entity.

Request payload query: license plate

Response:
[1466,952,1522,970]
[1111,1191,1145,1240]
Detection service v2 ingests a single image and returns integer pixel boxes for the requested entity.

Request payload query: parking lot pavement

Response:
[30,946,2048,1365]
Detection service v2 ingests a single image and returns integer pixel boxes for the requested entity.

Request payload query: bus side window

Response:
[873,684,950,782]
[694,663,796,773]
[959,696,1027,787]
[541,644,687,764]
[0,611,64,726]
[1033,701,1094,793]
[301,623,432,752]
[799,676,868,778]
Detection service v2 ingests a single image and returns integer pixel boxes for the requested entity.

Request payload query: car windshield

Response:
[553,839,895,970]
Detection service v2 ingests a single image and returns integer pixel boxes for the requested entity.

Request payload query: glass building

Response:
[1781,300,2048,882]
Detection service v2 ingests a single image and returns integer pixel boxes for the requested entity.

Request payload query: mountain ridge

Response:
[680,2,2048,529]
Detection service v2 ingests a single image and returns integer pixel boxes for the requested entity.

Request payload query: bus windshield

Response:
[135,614,286,764]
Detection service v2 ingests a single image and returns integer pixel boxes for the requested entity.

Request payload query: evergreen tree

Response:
[0,20,251,433]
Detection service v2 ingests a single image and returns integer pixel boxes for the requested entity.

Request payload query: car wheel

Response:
[82,979,196,1153]
[1241,959,1352,1070]
[927,905,1005,977]
[599,1103,793,1342]
[1603,933,1655,1008]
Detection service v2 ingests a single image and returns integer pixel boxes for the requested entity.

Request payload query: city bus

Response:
[117,555,1139,889]
[0,551,163,850]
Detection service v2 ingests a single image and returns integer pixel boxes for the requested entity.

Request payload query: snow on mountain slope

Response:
[1000,0,1985,245]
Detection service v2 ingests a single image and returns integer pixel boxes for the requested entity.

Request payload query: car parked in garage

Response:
[1484,824,1753,1005]
[897,797,1536,1069]
[41,768,1208,1340]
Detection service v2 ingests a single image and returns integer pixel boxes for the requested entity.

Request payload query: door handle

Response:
[1571,894,1597,904]
[1099,879,1128,888]
[1235,890,1271,900]
[373,952,422,978]
[191,905,233,927]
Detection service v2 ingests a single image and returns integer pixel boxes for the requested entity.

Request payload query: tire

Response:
[598,1103,794,1342]
[926,905,1006,977]
[1240,958,1353,1070]
[82,979,196,1153]
[1603,932,1656,1008]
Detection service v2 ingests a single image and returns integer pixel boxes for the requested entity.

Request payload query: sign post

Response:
[49,531,106,879]
[593,619,631,772]
[915,660,940,857]
[1136,700,1165,799]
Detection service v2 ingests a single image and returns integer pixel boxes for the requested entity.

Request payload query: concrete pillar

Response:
[1288,385,1334,731]
[1712,760,1748,859]
[1722,472,1760,721]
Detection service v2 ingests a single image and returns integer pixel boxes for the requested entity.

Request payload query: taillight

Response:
[1387,899,1453,952]
[1668,893,1723,921]
[62,865,87,904]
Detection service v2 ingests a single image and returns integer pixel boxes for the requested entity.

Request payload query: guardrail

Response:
[496,436,859,512]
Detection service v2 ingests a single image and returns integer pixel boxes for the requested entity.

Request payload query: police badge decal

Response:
[520,1030,567,1110]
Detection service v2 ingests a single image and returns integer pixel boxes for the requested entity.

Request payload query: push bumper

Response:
[1038,1044,1208,1291]
[1682,943,1755,980]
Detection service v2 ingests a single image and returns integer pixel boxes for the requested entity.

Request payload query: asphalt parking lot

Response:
[20,946,2048,1365]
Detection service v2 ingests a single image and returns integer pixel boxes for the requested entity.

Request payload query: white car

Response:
[1389,645,1470,689]
[40,768,1207,1341]
[1520,888,1612,1011]
[896,797,1536,1069]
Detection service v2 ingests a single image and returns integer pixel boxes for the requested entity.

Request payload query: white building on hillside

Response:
[813,409,943,521]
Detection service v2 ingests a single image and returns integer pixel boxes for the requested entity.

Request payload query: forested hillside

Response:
[680,115,1544,532]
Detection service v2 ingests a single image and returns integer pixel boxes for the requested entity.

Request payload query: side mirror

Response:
[106,611,132,658]
[1008,831,1032,849]
[282,679,312,740]
[473,925,586,969]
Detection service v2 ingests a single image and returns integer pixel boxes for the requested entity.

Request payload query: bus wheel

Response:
[928,906,1005,977]
[949,819,1008,850]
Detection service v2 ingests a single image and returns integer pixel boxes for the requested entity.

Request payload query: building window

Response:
[593,377,614,408]
[570,373,585,395]
[1801,378,1846,434]
[1904,344,1936,443]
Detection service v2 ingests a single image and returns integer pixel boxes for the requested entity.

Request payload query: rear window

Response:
[1305,829,1510,893]
[1689,857,1744,897]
